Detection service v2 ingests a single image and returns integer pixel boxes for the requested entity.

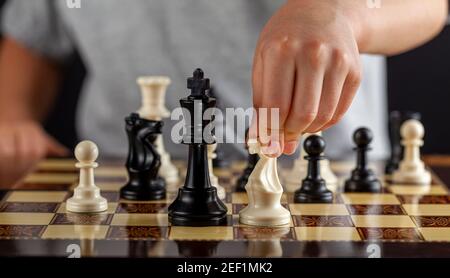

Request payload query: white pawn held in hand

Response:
[207,143,226,200]
[239,139,291,227]
[66,141,108,213]
[392,119,431,185]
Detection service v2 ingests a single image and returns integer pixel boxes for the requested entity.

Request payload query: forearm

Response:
[0,37,62,121]
[350,0,448,55]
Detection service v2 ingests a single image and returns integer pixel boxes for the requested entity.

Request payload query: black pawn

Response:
[385,111,421,175]
[294,135,333,203]
[120,113,166,200]
[344,128,382,193]
[235,128,259,192]
[168,69,227,226]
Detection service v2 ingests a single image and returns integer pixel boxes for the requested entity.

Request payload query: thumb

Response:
[45,135,69,157]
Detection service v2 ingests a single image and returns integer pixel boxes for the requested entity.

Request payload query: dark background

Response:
[0,1,449,154]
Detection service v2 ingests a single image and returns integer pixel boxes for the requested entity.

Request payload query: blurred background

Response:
[0,1,449,155]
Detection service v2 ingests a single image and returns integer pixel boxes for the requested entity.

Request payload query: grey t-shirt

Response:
[2,0,389,160]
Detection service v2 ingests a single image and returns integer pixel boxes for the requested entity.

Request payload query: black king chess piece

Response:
[344,127,382,193]
[120,113,166,200]
[294,135,333,203]
[168,69,227,226]
[235,128,259,192]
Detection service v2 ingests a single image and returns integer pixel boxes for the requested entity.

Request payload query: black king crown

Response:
[168,69,227,226]
[181,68,216,145]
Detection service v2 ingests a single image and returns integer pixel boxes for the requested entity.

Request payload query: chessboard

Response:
[1,157,450,258]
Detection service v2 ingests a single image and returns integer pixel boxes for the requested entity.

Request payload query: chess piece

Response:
[120,113,166,200]
[207,143,226,200]
[294,135,333,203]
[239,139,291,226]
[385,111,421,175]
[168,69,227,226]
[344,128,382,193]
[207,87,229,169]
[235,128,259,192]
[66,140,108,213]
[137,76,180,187]
[285,132,337,193]
[392,119,431,184]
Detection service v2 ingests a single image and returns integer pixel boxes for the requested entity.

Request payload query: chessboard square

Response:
[232,192,287,204]
[37,159,76,171]
[96,182,124,191]
[351,215,415,228]
[402,204,450,216]
[95,167,127,178]
[412,216,450,227]
[0,202,59,213]
[419,228,450,241]
[347,205,406,215]
[169,226,233,240]
[24,173,77,184]
[107,226,168,239]
[0,213,54,225]
[42,225,108,239]
[234,227,295,240]
[116,203,168,214]
[111,213,168,226]
[295,227,361,241]
[397,195,450,204]
[293,215,353,227]
[340,193,400,205]
[51,213,113,225]
[388,185,447,195]
[289,204,349,216]
[7,191,67,203]
[358,228,423,241]
[0,225,46,238]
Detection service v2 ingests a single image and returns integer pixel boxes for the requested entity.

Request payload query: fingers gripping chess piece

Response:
[392,119,431,185]
[285,132,337,193]
[344,128,382,193]
[294,135,333,203]
[239,139,291,226]
[137,77,179,187]
[66,141,108,213]
[207,143,226,200]
[120,113,166,200]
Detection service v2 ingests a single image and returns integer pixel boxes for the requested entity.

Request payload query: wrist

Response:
[341,1,374,52]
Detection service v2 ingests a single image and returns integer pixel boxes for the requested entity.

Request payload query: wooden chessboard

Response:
[1,158,450,258]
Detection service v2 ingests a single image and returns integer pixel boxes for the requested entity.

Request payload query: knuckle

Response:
[305,41,327,68]
[347,69,362,88]
[331,48,350,68]
[298,111,317,124]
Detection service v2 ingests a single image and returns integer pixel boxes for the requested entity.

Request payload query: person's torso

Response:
[56,0,388,160]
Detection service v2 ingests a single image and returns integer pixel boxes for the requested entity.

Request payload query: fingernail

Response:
[284,141,298,155]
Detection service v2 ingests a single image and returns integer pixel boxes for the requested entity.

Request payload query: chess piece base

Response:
[66,196,108,213]
[392,169,431,185]
[120,177,166,201]
[239,206,291,227]
[294,180,333,203]
[169,187,227,226]
[344,170,382,193]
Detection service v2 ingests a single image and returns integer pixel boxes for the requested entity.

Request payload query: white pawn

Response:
[239,139,291,227]
[285,132,337,192]
[392,119,431,185]
[67,141,108,213]
[207,143,226,200]
[137,76,179,187]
